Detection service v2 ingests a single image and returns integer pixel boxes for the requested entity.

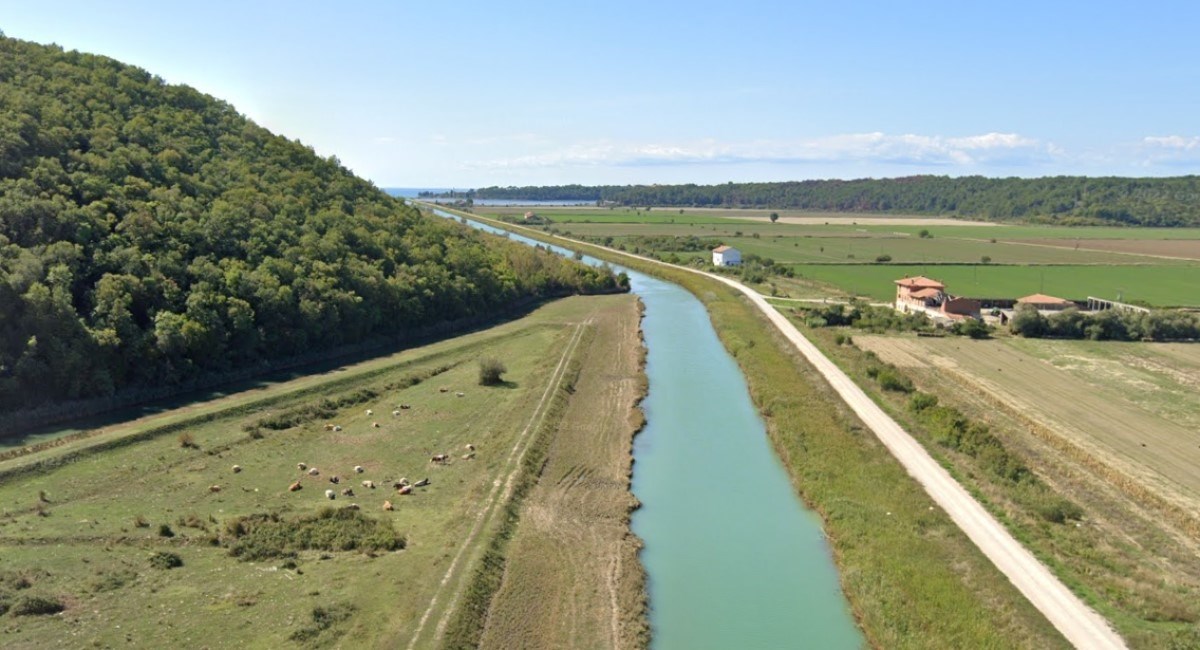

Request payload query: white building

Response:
[712,245,741,267]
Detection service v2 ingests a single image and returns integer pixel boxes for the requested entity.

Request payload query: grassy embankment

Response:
[812,330,1200,648]
[0,295,640,649]
[431,205,1070,649]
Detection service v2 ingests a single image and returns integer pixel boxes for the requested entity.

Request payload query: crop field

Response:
[0,295,642,649]
[476,207,1200,307]
[855,335,1200,510]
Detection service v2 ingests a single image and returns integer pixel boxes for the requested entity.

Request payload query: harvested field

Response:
[477,298,647,650]
[0,295,644,649]
[730,213,998,226]
[855,336,1200,520]
[1015,238,1200,260]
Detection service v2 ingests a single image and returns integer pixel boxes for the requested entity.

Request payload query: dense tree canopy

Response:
[429,176,1200,226]
[0,36,623,412]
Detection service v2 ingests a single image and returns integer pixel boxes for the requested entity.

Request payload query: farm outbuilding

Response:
[1016,293,1076,312]
[712,245,742,267]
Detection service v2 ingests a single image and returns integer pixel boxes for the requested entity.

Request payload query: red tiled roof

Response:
[1016,293,1073,305]
[909,288,941,298]
[713,245,734,253]
[894,276,945,289]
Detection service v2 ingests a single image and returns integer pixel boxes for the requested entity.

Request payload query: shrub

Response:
[908,392,939,412]
[875,254,893,263]
[1034,497,1084,524]
[224,508,405,561]
[158,523,175,538]
[177,432,197,449]
[876,369,914,393]
[478,357,507,386]
[290,602,356,642]
[11,595,64,616]
[149,551,183,570]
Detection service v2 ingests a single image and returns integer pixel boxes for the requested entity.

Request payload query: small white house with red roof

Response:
[712,245,741,267]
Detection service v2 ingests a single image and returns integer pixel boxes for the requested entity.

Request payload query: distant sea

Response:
[384,188,593,207]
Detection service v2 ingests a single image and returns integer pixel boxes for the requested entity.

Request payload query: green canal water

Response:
[436,209,863,649]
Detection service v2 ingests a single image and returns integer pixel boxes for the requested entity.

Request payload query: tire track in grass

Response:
[405,321,588,649]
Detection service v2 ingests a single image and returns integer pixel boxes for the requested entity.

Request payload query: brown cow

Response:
[288,481,303,492]
[430,454,449,464]
[382,500,394,511]
[397,485,413,495]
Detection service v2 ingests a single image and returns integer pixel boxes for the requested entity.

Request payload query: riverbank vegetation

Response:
[0,35,623,418]
[0,295,642,648]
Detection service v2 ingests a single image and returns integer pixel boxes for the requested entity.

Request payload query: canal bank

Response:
[429,208,863,648]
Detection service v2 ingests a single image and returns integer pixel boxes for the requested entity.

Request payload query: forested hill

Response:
[432,176,1200,226]
[0,36,624,413]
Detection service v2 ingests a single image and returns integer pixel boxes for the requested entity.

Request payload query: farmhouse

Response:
[712,245,742,267]
[1016,293,1076,313]
[894,276,981,322]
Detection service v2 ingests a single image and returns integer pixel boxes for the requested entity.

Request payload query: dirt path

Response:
[404,322,589,650]
[477,298,646,650]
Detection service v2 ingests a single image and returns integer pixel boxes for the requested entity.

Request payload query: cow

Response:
[209,484,222,493]
[333,425,342,432]
[439,387,449,393]
[430,454,449,464]
[361,480,376,489]
[323,424,334,431]
[382,500,394,511]
[324,489,335,500]
[464,443,475,452]
[354,465,364,474]
[288,481,303,492]
[308,468,320,476]
[413,477,430,488]
[329,475,340,484]
[391,410,401,416]
[399,404,411,410]
[455,391,464,397]
[231,465,242,473]
[461,452,475,460]
[371,422,380,428]
[297,462,307,471]
[341,488,354,497]
[392,478,409,489]
[366,409,374,416]
[397,485,413,495]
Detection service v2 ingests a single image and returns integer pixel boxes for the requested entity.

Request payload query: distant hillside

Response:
[434,176,1200,226]
[0,36,623,413]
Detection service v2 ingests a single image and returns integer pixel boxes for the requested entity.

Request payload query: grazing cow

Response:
[382,500,394,511]
[430,454,449,464]
[366,409,373,416]
[439,387,449,393]
[391,410,401,416]
[329,475,340,484]
[325,489,336,500]
[288,481,303,492]
[232,465,242,473]
[400,404,411,410]
[393,478,409,489]
[371,422,380,428]
[308,468,320,476]
[209,484,222,493]
[397,485,413,495]
[461,452,475,460]
[341,488,354,497]
[455,391,464,397]
[464,443,475,451]
[297,462,307,471]
[413,477,430,488]
[361,480,376,489]
[354,465,364,473]
[333,425,342,432]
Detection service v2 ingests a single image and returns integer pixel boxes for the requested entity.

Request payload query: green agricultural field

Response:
[0,295,639,649]
[791,263,1200,306]
[483,206,746,225]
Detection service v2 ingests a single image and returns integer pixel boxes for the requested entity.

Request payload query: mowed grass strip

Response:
[474,297,648,650]
[436,207,1070,649]
[0,296,614,649]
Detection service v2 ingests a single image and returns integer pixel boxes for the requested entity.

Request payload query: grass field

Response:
[839,332,1200,646]
[790,263,1200,306]
[0,295,643,649]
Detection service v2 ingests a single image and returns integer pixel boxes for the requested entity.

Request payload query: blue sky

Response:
[3,1,1199,187]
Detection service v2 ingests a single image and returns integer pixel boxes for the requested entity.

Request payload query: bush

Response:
[10,595,64,616]
[876,369,913,393]
[908,392,939,412]
[875,254,893,263]
[290,602,356,642]
[158,523,175,537]
[224,508,405,561]
[952,318,990,339]
[1034,496,1084,524]
[149,551,183,570]
[177,432,197,449]
[478,357,507,386]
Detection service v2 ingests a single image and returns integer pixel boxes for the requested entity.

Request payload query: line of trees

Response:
[1009,306,1200,341]
[434,176,1200,226]
[0,36,624,413]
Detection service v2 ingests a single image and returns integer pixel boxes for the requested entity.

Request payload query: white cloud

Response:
[463,132,1058,170]
[1139,135,1200,165]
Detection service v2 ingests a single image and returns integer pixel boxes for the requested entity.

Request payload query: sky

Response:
[3,1,1199,188]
